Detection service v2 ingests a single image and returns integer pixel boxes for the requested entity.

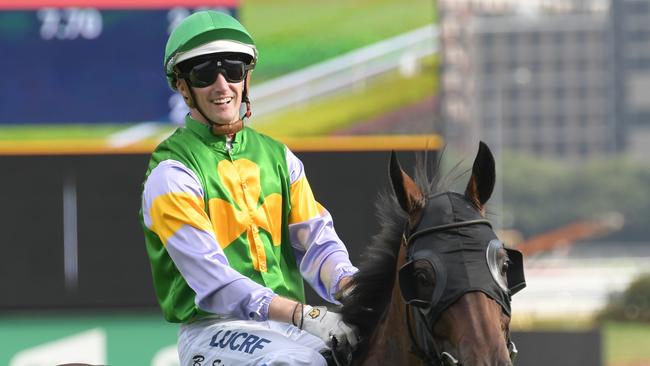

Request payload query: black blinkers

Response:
[398,193,526,321]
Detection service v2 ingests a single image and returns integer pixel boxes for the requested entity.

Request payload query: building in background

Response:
[611,0,650,160]
[471,14,613,160]
[438,0,641,160]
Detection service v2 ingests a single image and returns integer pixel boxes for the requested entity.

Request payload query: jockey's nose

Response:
[212,72,230,89]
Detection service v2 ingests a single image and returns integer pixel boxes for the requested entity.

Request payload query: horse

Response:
[338,142,526,366]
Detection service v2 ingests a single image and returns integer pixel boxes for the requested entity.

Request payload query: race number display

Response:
[0,1,237,124]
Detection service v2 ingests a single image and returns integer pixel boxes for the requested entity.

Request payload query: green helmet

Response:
[164,11,258,90]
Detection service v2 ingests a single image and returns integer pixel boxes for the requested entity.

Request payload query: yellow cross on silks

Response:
[208,159,282,272]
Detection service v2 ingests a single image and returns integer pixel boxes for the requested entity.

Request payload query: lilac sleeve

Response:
[285,148,358,303]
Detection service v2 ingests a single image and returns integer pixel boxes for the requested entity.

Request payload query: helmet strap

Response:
[210,119,244,135]
[187,85,215,127]
[177,77,196,109]
[191,87,244,135]
[242,71,252,119]
[184,93,196,109]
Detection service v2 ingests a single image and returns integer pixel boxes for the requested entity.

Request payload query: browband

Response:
[406,219,492,245]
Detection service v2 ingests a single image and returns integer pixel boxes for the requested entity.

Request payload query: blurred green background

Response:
[0,0,438,143]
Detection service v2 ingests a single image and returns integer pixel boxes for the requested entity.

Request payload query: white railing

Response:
[249,24,438,119]
[513,253,650,317]
[107,24,438,146]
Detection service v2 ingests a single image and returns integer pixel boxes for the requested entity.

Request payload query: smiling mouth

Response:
[212,97,233,105]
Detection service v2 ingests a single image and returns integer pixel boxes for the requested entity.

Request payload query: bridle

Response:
[399,218,522,366]
[404,304,518,366]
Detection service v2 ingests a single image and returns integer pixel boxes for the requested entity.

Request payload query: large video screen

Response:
[0,1,237,124]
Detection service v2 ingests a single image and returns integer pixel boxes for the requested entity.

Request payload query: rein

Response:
[405,303,444,366]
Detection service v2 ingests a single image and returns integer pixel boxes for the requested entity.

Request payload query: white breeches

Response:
[178,317,328,366]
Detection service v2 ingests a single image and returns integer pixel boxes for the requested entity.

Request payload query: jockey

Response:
[140,10,359,366]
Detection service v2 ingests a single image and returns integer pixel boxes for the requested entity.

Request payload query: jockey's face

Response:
[176,55,246,126]
[188,73,243,126]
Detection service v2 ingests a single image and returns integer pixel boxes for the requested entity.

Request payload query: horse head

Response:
[340,142,526,366]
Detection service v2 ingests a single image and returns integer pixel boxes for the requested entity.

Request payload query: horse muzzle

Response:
[438,340,518,366]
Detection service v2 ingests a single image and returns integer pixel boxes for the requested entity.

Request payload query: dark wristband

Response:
[291,302,301,327]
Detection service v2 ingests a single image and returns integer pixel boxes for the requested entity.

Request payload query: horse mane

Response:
[338,189,407,333]
[339,151,468,351]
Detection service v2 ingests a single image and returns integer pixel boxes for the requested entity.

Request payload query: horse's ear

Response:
[390,151,425,213]
[465,141,496,209]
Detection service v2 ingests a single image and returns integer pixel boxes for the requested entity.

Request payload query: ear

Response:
[465,141,496,209]
[390,151,425,214]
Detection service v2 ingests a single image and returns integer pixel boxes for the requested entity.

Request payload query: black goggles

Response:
[181,58,251,87]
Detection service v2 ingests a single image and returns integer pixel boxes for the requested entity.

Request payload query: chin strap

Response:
[186,85,219,129]
[210,119,244,135]
[221,76,250,134]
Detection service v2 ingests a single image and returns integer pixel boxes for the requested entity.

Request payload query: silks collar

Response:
[185,115,245,151]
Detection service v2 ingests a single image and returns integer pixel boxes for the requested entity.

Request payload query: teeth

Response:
[212,97,233,105]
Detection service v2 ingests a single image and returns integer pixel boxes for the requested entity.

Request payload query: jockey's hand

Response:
[299,305,359,355]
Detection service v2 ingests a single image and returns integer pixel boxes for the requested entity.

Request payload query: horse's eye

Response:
[415,271,433,287]
[500,260,510,276]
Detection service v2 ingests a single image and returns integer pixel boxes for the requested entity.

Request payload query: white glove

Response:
[299,305,359,350]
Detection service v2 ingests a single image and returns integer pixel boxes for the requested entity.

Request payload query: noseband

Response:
[400,218,522,365]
